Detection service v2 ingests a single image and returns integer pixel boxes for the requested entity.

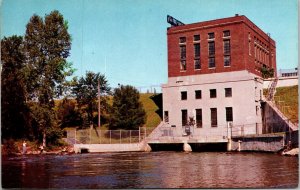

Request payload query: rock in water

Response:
[183,143,192,152]
[144,144,152,152]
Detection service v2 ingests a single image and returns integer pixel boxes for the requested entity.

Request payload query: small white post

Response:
[120,130,121,144]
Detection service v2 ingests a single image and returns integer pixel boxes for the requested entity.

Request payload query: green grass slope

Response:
[139,93,162,129]
[274,85,298,124]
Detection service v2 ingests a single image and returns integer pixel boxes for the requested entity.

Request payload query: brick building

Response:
[162,15,277,138]
[167,14,276,78]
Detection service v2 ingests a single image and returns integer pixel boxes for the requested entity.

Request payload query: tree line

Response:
[1,10,146,146]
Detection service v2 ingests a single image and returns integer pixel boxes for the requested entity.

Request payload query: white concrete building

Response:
[162,70,264,138]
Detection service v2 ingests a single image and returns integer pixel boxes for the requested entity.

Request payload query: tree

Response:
[55,98,82,128]
[1,36,29,139]
[261,67,274,79]
[110,85,146,130]
[23,10,74,146]
[72,71,111,128]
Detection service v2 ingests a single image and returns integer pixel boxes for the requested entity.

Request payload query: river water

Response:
[2,152,298,188]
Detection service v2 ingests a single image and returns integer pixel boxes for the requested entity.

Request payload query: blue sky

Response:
[1,0,298,89]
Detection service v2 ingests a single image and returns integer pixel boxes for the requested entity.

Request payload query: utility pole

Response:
[98,79,101,128]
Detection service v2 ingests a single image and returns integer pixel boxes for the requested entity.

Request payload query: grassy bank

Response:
[274,85,298,124]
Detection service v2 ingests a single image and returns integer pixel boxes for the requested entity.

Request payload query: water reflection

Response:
[2,152,298,188]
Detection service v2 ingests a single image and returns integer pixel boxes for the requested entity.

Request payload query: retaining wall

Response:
[229,135,285,152]
[74,143,144,153]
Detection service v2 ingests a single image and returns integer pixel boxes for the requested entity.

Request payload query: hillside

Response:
[139,93,162,129]
[274,85,298,124]
[56,93,162,130]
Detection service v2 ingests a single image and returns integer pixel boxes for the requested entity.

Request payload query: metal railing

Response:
[144,122,293,140]
[267,77,278,101]
[66,120,297,145]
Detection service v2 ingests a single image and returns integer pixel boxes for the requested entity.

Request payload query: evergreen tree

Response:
[110,85,146,130]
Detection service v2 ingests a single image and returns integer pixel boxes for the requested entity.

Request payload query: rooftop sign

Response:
[167,15,184,26]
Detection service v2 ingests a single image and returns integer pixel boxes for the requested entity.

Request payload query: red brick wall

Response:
[167,15,276,78]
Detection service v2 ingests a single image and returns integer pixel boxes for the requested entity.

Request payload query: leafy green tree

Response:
[23,10,74,145]
[55,98,82,128]
[261,67,274,79]
[1,36,29,139]
[72,71,111,128]
[110,85,146,130]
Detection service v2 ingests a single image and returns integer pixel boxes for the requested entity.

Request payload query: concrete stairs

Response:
[263,77,298,131]
[265,100,298,131]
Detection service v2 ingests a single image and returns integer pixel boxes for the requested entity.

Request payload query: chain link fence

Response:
[66,127,151,144]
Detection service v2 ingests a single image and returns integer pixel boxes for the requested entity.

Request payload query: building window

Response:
[209,57,215,68]
[226,107,233,122]
[194,59,201,70]
[195,90,202,99]
[180,45,186,59]
[194,43,200,58]
[194,35,200,41]
[180,60,186,71]
[181,91,187,100]
[164,111,169,122]
[196,109,202,128]
[210,89,217,98]
[248,33,251,56]
[223,40,230,55]
[225,88,232,97]
[211,108,218,127]
[179,37,186,43]
[223,30,230,37]
[182,109,188,126]
[208,32,215,39]
[208,41,215,56]
[180,45,186,71]
[224,55,230,67]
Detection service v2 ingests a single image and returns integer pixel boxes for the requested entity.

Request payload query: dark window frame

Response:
[224,55,231,67]
[223,40,230,55]
[180,45,186,59]
[179,37,186,43]
[210,89,217,98]
[182,109,188,126]
[164,111,169,122]
[211,108,218,127]
[194,43,200,58]
[195,90,202,99]
[196,109,202,128]
[180,60,186,71]
[225,88,232,97]
[194,35,200,41]
[223,30,230,37]
[208,41,215,56]
[209,57,216,68]
[194,59,201,70]
[226,107,233,122]
[208,32,215,39]
[181,91,187,100]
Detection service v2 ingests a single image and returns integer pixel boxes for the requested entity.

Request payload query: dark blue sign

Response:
[167,15,184,26]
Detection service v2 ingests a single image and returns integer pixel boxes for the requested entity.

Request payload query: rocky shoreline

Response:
[2,144,75,156]
[282,148,299,156]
